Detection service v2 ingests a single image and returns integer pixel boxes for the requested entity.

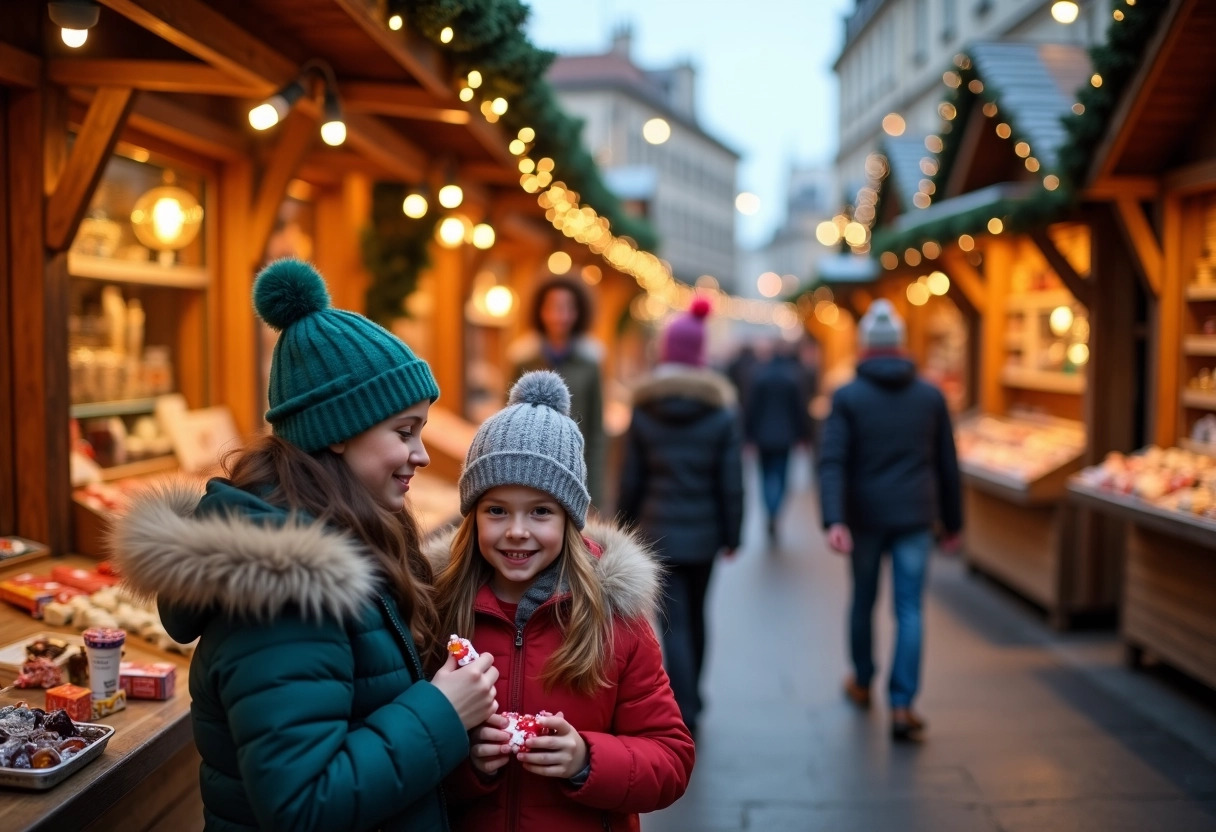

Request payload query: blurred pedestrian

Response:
[509,276,607,511]
[744,340,811,541]
[617,297,744,734]
[818,299,962,741]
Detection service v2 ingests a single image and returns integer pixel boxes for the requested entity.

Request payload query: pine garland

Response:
[363,182,440,325]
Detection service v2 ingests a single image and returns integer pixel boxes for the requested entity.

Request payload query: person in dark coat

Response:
[618,297,744,733]
[508,276,607,511]
[744,341,811,541]
[818,298,962,742]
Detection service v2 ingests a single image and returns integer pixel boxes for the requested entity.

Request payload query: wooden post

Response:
[1154,195,1184,446]
[315,174,371,313]
[428,243,468,414]
[980,237,1011,415]
[0,89,12,534]
[216,160,259,437]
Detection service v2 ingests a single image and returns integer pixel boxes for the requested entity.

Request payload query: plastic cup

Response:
[82,627,127,701]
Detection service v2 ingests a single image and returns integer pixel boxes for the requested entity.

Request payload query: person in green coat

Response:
[112,259,500,832]
[508,276,606,510]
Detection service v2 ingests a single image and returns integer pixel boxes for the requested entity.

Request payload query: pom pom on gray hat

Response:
[459,370,591,528]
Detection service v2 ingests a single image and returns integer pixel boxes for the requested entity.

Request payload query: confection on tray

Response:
[0,703,103,770]
[1075,445,1216,520]
[501,710,554,753]
[955,415,1085,482]
[447,634,479,667]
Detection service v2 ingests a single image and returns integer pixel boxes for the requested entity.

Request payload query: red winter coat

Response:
[429,520,695,832]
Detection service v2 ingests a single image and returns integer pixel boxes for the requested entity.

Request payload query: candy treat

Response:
[447,634,479,667]
[15,656,63,689]
[500,710,554,753]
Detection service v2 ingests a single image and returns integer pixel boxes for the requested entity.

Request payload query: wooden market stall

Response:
[1064,0,1216,690]
[863,41,1124,628]
[0,1,654,825]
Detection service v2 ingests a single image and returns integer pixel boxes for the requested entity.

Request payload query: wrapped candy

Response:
[15,657,63,689]
[500,710,553,753]
[447,634,479,667]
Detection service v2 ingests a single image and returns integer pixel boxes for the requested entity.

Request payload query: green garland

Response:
[364,0,658,322]
[868,0,1167,260]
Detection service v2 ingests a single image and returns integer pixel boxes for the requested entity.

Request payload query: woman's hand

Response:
[516,711,588,779]
[431,651,499,731]
[468,713,513,777]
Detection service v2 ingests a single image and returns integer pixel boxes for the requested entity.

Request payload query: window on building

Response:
[912,0,928,66]
[941,0,956,41]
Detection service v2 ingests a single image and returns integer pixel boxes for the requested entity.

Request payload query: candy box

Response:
[92,688,126,718]
[501,710,554,753]
[51,566,120,594]
[45,684,93,722]
[119,661,176,700]
[0,574,85,618]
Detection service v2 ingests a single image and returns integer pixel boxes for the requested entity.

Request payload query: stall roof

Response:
[814,252,881,285]
[881,136,933,216]
[1088,0,1216,184]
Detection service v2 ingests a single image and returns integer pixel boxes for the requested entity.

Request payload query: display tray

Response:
[0,538,50,570]
[961,453,1085,505]
[0,723,114,791]
[0,633,86,677]
[1067,479,1216,550]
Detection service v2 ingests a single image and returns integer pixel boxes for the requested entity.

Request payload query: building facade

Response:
[835,0,1113,202]
[548,28,740,287]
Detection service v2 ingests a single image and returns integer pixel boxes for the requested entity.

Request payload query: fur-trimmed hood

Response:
[110,479,378,638]
[423,518,663,623]
[631,364,736,409]
[507,331,604,367]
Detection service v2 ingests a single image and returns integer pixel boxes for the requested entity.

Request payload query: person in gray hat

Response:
[818,298,962,741]
[428,371,694,832]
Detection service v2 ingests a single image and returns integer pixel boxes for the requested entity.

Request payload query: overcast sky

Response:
[524,0,855,250]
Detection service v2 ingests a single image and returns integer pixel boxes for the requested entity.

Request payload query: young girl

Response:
[430,371,694,832]
[112,259,499,831]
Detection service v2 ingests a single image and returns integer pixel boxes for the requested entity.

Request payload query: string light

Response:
[388,14,403,30]
[440,26,454,43]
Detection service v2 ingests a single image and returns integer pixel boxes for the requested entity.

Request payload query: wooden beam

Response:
[0,85,13,533]
[250,105,316,264]
[125,92,248,161]
[940,248,987,313]
[1085,176,1160,202]
[49,59,259,97]
[340,82,469,124]
[45,87,137,252]
[979,237,1011,415]
[1154,196,1184,446]
[1113,197,1163,297]
[0,42,40,88]
[95,0,292,92]
[216,160,258,435]
[462,162,523,186]
[1164,158,1216,197]
[496,211,552,249]
[328,0,513,167]
[343,113,427,182]
[1029,226,1091,306]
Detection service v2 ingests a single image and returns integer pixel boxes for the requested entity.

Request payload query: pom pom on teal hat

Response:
[459,371,590,529]
[254,258,439,452]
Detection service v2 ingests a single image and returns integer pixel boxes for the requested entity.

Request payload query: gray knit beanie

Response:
[459,371,591,528]
[858,298,906,350]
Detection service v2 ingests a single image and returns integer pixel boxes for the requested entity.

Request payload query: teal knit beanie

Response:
[459,371,590,529]
[254,259,439,452]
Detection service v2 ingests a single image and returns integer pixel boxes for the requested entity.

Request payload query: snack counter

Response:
[955,413,1118,628]
[1068,447,1216,692]
[0,555,199,832]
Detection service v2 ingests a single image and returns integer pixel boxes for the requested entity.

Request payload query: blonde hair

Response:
[433,507,612,695]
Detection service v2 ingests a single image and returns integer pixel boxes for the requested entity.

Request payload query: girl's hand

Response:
[431,651,499,731]
[469,713,513,776]
[517,711,588,779]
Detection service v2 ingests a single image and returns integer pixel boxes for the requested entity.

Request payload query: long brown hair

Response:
[433,508,611,695]
[225,434,438,647]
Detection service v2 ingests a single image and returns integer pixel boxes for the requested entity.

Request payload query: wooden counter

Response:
[1067,481,1216,692]
[961,457,1119,629]
[0,555,201,832]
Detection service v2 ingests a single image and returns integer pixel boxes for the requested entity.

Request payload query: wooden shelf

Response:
[68,252,209,289]
[1183,335,1216,356]
[1182,389,1216,411]
[1186,284,1216,301]
[1068,479,1216,550]
[1001,366,1085,394]
[70,397,158,420]
[96,454,179,482]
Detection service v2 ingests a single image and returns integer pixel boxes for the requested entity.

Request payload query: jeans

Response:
[757,449,791,520]
[849,527,933,708]
[659,561,716,729]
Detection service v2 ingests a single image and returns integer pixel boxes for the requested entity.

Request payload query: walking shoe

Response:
[843,677,871,709]
[766,517,778,542]
[890,707,926,741]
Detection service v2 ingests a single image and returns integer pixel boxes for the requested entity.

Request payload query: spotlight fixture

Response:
[402,191,429,219]
[1051,0,1079,24]
[249,78,305,130]
[320,85,346,146]
[248,59,345,147]
[438,183,464,209]
[49,0,100,48]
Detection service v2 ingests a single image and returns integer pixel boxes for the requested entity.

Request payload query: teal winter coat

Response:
[113,480,468,832]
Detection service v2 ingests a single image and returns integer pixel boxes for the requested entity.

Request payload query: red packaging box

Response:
[51,566,120,594]
[45,684,92,722]
[0,574,85,618]
[119,661,176,700]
